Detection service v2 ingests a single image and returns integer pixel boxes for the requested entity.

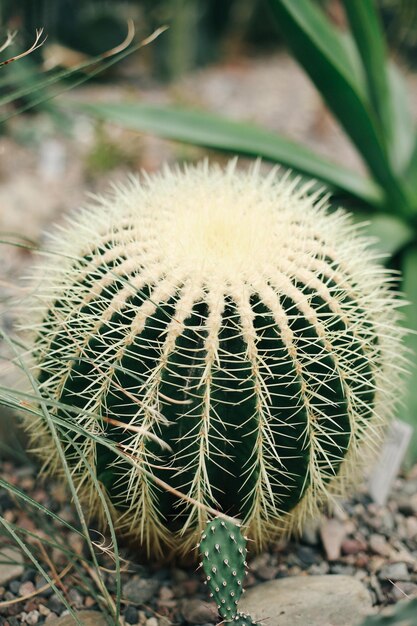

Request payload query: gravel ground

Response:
[0,460,417,625]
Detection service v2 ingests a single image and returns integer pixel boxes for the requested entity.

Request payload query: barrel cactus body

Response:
[27,161,404,558]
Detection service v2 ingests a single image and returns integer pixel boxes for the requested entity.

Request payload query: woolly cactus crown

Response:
[27,160,404,558]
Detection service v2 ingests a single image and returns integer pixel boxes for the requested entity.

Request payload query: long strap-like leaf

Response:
[342,0,392,147]
[268,0,410,214]
[79,100,383,207]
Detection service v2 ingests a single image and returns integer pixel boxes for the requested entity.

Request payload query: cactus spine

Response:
[25,160,405,559]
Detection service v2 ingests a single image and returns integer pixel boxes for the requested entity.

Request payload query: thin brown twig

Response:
[115,443,179,472]
[101,18,135,58]
[0,562,73,607]
[81,561,118,620]
[120,447,241,525]
[100,414,172,446]
[94,360,190,408]
[36,539,69,596]
[0,28,47,68]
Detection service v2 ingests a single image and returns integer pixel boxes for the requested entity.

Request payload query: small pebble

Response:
[369,534,392,557]
[124,605,139,625]
[308,562,329,576]
[19,581,36,597]
[159,587,174,601]
[47,594,65,614]
[123,577,160,605]
[390,581,417,601]
[180,598,218,624]
[171,569,188,584]
[256,565,279,580]
[84,596,96,608]
[25,610,40,625]
[397,498,415,517]
[39,605,51,616]
[296,545,318,566]
[320,518,346,561]
[182,579,199,596]
[341,538,367,555]
[329,564,356,576]
[379,562,410,582]
[355,553,369,569]
[9,580,20,594]
[406,516,417,540]
[68,588,84,609]
[21,569,37,584]
[0,548,24,586]
[301,521,320,546]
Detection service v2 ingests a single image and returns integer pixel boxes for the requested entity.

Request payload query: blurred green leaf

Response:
[80,101,383,207]
[268,0,409,213]
[273,0,366,89]
[0,25,168,123]
[387,64,415,174]
[358,597,417,625]
[401,246,417,461]
[342,0,392,148]
[404,135,417,198]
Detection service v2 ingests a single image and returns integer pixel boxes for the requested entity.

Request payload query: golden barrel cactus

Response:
[26,161,404,558]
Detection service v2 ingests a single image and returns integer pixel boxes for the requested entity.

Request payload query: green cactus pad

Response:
[25,161,406,559]
[199,517,247,620]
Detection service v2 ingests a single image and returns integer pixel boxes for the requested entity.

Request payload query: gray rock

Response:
[47,593,66,614]
[329,564,356,576]
[0,547,24,585]
[308,561,330,576]
[296,545,318,566]
[301,519,320,546]
[256,564,279,581]
[68,588,84,609]
[123,576,160,605]
[124,605,139,625]
[378,562,410,581]
[9,579,21,593]
[239,575,372,626]
[25,611,40,625]
[369,534,392,557]
[180,598,218,624]
[391,581,417,601]
[44,611,108,625]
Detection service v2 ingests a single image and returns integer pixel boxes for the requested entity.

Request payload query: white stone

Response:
[239,575,372,626]
[44,611,108,625]
[0,547,24,585]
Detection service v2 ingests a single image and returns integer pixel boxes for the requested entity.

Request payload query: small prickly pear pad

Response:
[199,517,247,620]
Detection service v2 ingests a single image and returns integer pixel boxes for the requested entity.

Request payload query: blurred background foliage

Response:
[2,0,417,77]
